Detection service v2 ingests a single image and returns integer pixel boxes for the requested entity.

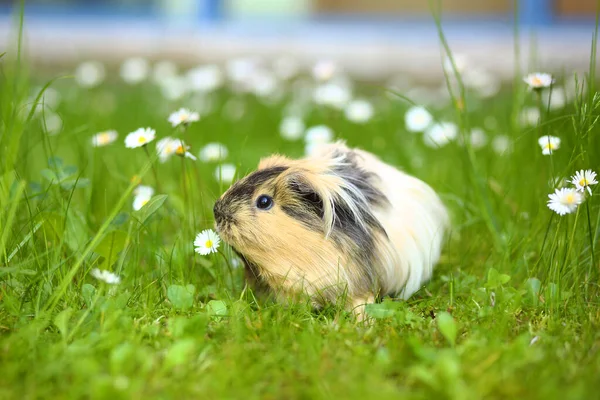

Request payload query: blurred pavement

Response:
[0,15,596,81]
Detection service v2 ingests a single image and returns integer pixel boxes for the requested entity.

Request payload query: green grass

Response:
[1,19,600,400]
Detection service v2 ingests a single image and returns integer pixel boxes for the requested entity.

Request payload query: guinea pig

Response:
[213,141,449,316]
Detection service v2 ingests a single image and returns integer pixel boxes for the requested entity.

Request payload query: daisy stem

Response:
[218,248,235,293]
[585,201,596,297]
[143,146,162,193]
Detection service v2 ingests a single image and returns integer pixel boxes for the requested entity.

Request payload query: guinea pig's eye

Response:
[256,195,274,210]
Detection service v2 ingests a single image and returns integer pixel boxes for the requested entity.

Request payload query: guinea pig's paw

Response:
[349,295,376,324]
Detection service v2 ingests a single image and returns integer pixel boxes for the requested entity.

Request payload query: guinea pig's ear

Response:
[281,169,341,237]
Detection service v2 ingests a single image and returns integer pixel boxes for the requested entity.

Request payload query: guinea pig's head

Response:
[213,150,388,268]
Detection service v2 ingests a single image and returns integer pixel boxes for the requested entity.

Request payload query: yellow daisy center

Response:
[176,145,185,155]
[141,199,149,207]
[543,143,557,150]
[579,178,589,186]
[98,134,110,144]
[205,240,213,248]
[531,77,542,86]
[137,136,147,144]
[565,193,576,204]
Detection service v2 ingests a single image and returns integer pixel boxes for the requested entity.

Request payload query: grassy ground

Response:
[1,21,600,399]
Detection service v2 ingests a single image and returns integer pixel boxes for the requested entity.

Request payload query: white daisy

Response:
[344,99,374,124]
[423,122,458,148]
[91,130,118,147]
[523,72,554,90]
[120,57,150,85]
[132,185,154,211]
[90,268,121,285]
[174,139,197,161]
[134,185,154,198]
[156,137,178,163]
[214,164,236,183]
[168,108,200,128]
[125,127,156,149]
[570,169,597,195]
[74,61,106,88]
[194,229,221,255]
[280,116,305,141]
[199,142,229,162]
[405,106,433,133]
[538,135,561,155]
[547,187,583,216]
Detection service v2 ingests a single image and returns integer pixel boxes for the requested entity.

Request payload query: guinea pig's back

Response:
[351,147,449,299]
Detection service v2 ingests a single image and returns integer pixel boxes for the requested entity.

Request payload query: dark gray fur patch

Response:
[225,166,289,202]
[282,149,389,285]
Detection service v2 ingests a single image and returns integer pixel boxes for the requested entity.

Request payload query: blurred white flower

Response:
[542,88,567,110]
[199,142,229,162]
[226,57,259,83]
[152,60,178,84]
[547,187,583,216]
[423,122,458,148]
[125,127,156,148]
[492,135,511,155]
[194,229,221,255]
[90,268,121,285]
[156,137,178,163]
[74,61,106,88]
[520,107,541,126]
[42,113,63,136]
[133,185,154,211]
[91,130,118,147]
[168,108,200,128]
[305,125,334,156]
[158,76,189,101]
[214,163,236,183]
[187,64,224,93]
[34,87,61,109]
[571,169,597,195]
[280,116,305,141]
[443,54,468,75]
[538,135,561,155]
[524,72,554,90]
[313,82,351,109]
[405,106,433,133]
[120,57,150,85]
[463,68,501,98]
[312,60,337,82]
[344,99,374,124]
[305,125,334,144]
[468,128,488,150]
[250,70,279,99]
[273,56,300,80]
[222,98,246,121]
